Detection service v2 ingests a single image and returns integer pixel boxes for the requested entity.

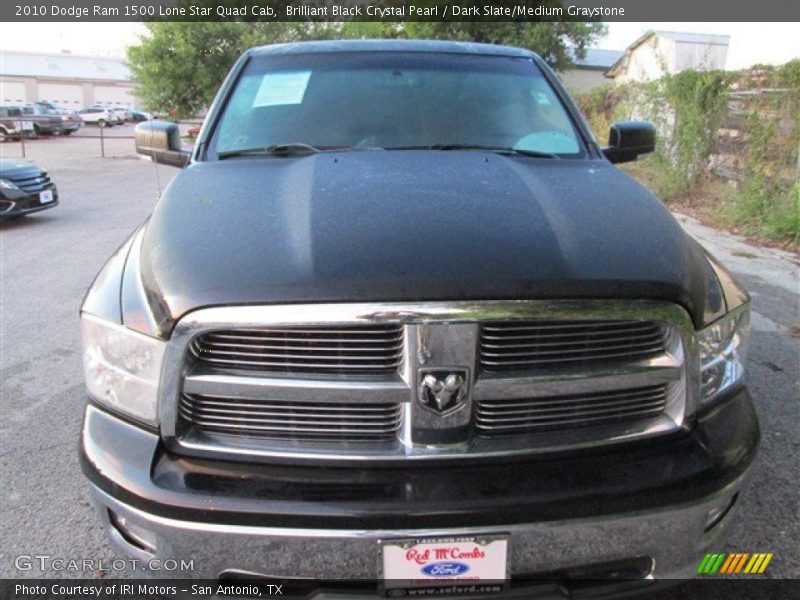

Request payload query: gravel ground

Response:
[1,134,797,592]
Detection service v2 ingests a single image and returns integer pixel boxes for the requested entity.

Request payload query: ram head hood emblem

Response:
[417,369,469,415]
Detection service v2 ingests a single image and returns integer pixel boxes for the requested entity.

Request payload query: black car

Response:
[0,158,58,219]
[80,40,757,594]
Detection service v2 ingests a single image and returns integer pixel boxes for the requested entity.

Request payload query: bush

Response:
[718,66,800,244]
[575,64,800,244]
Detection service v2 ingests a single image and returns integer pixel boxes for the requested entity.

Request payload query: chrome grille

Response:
[189,325,403,375]
[476,384,669,435]
[480,320,666,371]
[179,394,402,442]
[6,171,53,193]
[164,301,692,462]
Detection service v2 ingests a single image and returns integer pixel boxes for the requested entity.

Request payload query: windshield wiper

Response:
[385,144,559,159]
[217,143,332,159]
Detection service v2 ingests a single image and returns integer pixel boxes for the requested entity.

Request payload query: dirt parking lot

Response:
[1,133,798,587]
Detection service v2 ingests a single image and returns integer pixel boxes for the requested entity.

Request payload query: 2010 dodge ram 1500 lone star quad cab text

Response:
[79,40,758,597]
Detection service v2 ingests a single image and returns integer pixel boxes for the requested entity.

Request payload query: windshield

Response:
[210,52,585,158]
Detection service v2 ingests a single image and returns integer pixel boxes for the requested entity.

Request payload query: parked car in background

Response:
[111,107,132,122]
[130,109,152,122]
[34,102,83,135]
[105,108,123,124]
[0,106,34,141]
[61,113,84,135]
[36,100,76,115]
[20,103,65,136]
[90,105,128,123]
[78,107,114,128]
[0,158,58,219]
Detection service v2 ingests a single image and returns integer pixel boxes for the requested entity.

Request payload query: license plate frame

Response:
[39,190,54,204]
[380,534,509,597]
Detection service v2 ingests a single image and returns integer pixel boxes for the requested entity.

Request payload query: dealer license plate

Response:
[40,190,54,204]
[381,535,508,596]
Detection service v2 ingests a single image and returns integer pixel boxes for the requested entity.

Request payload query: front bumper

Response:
[0,187,58,218]
[81,387,759,590]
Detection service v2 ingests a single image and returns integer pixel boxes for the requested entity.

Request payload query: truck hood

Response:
[138,151,724,334]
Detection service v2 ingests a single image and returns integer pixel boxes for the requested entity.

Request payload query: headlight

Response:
[81,313,166,426]
[696,303,750,405]
[0,179,19,191]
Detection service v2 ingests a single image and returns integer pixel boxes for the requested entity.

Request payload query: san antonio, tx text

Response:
[16,583,279,597]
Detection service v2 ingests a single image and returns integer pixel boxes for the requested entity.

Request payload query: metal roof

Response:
[569,48,624,69]
[655,31,731,46]
[250,39,537,59]
[0,50,131,82]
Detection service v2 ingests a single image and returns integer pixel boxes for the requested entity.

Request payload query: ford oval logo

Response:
[421,561,471,577]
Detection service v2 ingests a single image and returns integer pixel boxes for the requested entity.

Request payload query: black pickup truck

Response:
[80,40,757,597]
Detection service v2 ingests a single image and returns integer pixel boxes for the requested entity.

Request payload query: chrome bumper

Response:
[89,477,743,583]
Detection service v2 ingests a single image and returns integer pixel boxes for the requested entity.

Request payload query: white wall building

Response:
[0,50,139,108]
[605,31,730,84]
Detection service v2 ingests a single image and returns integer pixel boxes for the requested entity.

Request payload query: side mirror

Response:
[602,121,656,164]
[134,120,190,168]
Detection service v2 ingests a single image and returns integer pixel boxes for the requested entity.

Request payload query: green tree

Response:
[403,22,606,70]
[127,22,338,117]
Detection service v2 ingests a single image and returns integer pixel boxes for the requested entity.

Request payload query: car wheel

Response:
[63,130,73,136]
[0,130,7,143]
[32,124,41,138]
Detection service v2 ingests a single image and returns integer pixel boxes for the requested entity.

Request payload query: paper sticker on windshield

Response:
[253,71,311,107]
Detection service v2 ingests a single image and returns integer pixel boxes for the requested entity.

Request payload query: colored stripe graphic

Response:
[758,554,773,573]
[697,554,713,574]
[711,553,726,573]
[699,552,772,574]
[734,553,750,573]
[720,554,737,573]
[745,554,761,573]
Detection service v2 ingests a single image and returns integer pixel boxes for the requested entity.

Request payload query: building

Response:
[0,50,139,109]
[560,48,624,92]
[605,31,730,84]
